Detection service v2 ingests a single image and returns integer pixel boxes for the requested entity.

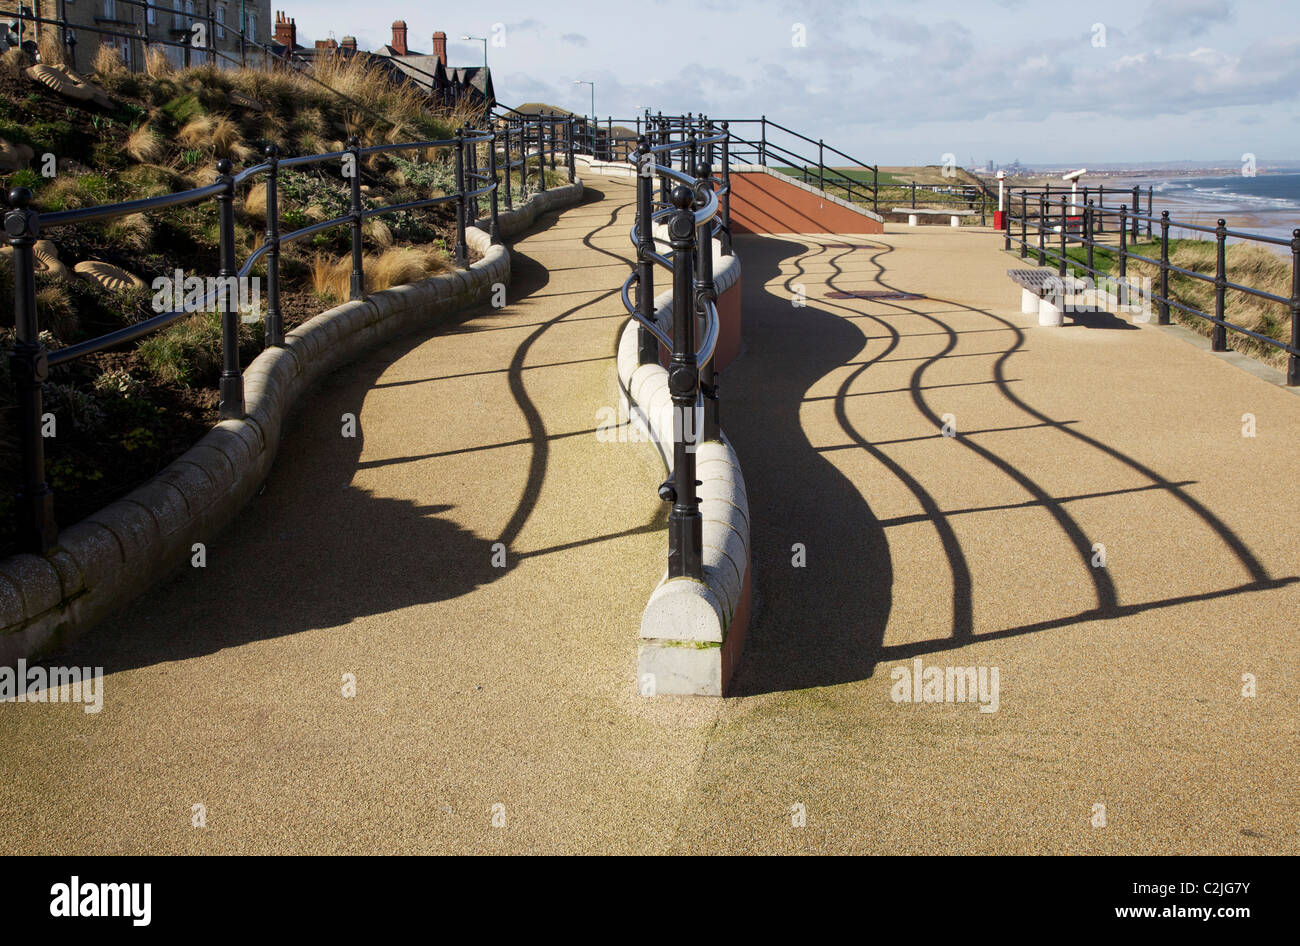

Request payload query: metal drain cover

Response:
[825,290,926,300]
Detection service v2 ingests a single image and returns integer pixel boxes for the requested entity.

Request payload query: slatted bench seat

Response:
[891,208,975,228]
[1007,268,1089,326]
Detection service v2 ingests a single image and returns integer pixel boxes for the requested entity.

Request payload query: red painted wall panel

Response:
[729,171,883,235]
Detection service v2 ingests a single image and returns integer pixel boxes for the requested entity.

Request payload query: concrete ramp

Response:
[728,164,883,235]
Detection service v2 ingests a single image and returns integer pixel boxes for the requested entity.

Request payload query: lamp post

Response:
[461,34,487,71]
[574,80,594,155]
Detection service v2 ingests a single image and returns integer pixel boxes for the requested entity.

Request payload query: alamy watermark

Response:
[0,659,103,713]
[890,657,1000,713]
[151,269,262,324]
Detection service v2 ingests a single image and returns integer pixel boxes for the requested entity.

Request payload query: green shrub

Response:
[138,312,223,385]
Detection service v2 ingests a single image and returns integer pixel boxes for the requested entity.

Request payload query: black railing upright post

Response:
[635,137,658,366]
[665,184,702,581]
[911,180,917,209]
[467,130,480,221]
[264,143,284,347]
[347,136,364,300]
[759,115,767,166]
[1132,185,1140,241]
[1086,200,1095,275]
[1020,190,1028,259]
[1289,228,1300,386]
[519,120,529,201]
[1058,195,1068,278]
[567,118,575,182]
[1213,219,1228,351]
[538,121,548,193]
[1096,184,1105,234]
[687,128,698,191]
[487,129,501,245]
[549,111,557,169]
[695,160,720,444]
[1037,192,1045,265]
[1159,211,1171,325]
[818,138,824,192]
[873,165,879,214]
[1118,204,1129,309]
[720,121,733,256]
[502,121,513,211]
[1147,186,1153,237]
[6,186,57,553]
[454,128,468,268]
[216,159,245,419]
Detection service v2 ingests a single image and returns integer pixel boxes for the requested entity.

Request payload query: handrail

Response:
[3,109,585,554]
[1001,188,1300,382]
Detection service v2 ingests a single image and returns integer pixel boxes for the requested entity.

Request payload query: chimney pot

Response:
[391,20,409,56]
[432,31,447,67]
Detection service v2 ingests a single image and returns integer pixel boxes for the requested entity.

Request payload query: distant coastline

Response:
[993,168,1300,247]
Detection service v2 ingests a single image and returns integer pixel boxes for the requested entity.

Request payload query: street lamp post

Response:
[461,35,487,71]
[574,80,594,156]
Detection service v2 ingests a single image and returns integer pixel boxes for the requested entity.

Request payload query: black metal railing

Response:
[637,114,879,214]
[4,114,578,554]
[620,120,732,581]
[1003,188,1300,386]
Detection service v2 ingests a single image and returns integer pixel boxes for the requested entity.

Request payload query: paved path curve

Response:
[2,176,1296,854]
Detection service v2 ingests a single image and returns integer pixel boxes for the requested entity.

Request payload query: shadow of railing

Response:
[726,232,1298,696]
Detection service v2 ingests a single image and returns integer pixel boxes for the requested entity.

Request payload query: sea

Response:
[1138,171,1300,247]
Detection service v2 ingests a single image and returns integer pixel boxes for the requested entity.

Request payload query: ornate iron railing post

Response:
[1213,218,1228,351]
[467,129,480,221]
[518,120,529,201]
[635,137,658,367]
[264,143,284,347]
[347,135,364,300]
[502,121,513,211]
[720,121,733,256]
[538,120,548,193]
[453,128,468,268]
[1036,192,1045,265]
[567,118,576,183]
[487,129,501,244]
[1158,211,1171,325]
[216,158,245,419]
[1058,194,1068,278]
[1131,185,1140,242]
[695,160,719,444]
[1118,204,1129,309]
[664,185,702,580]
[1085,201,1095,275]
[6,186,57,553]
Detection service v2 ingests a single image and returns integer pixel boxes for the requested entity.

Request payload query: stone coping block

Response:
[0,182,586,665]
[615,235,752,697]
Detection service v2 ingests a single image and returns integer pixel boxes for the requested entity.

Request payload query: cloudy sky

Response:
[284,0,1300,167]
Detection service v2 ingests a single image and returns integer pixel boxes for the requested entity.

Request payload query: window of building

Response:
[103,0,116,20]
[216,4,226,39]
[146,0,156,26]
[248,12,258,41]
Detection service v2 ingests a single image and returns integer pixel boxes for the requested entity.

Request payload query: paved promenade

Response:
[2,175,1296,854]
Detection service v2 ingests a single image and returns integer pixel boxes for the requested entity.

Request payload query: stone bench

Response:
[893,208,975,228]
[1007,268,1088,326]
